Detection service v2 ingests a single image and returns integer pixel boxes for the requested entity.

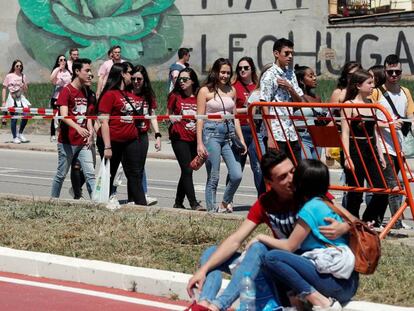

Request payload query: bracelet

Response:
[104,146,112,150]
[155,132,162,139]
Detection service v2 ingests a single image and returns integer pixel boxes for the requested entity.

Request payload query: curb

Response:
[0,142,177,160]
[0,246,412,311]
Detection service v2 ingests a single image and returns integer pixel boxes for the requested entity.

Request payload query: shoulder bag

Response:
[216,92,245,153]
[325,201,381,275]
[378,86,412,137]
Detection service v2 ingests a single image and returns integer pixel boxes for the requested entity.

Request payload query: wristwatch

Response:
[155,132,162,139]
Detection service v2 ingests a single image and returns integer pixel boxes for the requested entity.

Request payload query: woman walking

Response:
[230,56,265,196]
[167,68,204,210]
[197,58,246,213]
[294,64,324,160]
[341,69,388,226]
[2,59,31,144]
[97,62,147,205]
[50,55,72,142]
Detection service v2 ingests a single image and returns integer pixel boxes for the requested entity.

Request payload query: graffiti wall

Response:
[1,0,414,82]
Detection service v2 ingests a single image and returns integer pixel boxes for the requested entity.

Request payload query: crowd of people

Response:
[2,37,413,310]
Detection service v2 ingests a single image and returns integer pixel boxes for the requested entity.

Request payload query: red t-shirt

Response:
[233,80,256,126]
[247,192,298,239]
[167,93,197,142]
[133,94,157,133]
[57,84,91,146]
[98,90,139,142]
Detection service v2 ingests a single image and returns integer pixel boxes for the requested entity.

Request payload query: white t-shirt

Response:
[376,90,407,156]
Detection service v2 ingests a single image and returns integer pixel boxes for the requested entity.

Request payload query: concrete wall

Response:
[1,0,414,82]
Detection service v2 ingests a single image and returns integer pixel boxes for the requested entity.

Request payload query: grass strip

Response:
[0,198,413,306]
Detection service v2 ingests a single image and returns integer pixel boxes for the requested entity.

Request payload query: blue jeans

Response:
[299,132,322,160]
[264,249,359,305]
[231,125,266,196]
[203,122,242,212]
[51,143,95,198]
[199,242,279,311]
[10,112,28,138]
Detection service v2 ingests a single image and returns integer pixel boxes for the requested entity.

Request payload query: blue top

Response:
[298,197,348,251]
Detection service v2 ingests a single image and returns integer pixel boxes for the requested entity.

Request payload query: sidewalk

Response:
[0,130,176,160]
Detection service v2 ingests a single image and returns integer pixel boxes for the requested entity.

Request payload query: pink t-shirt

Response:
[98,59,125,78]
[3,73,27,93]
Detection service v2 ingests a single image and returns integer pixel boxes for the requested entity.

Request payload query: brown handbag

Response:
[189,154,207,171]
[325,201,381,275]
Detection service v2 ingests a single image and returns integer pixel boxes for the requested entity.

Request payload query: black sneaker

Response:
[173,203,186,209]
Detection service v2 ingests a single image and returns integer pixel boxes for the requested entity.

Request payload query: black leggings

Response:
[345,140,388,225]
[97,134,148,205]
[171,139,198,207]
[50,98,58,137]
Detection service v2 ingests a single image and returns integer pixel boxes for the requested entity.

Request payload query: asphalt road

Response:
[0,149,259,213]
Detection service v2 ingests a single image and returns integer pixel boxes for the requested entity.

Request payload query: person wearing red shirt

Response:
[51,58,95,198]
[98,62,147,206]
[167,68,204,210]
[230,57,266,197]
[129,64,161,204]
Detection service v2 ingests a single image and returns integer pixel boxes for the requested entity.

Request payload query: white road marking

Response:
[0,276,185,310]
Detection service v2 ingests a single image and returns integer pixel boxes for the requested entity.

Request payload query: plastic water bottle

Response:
[239,272,256,311]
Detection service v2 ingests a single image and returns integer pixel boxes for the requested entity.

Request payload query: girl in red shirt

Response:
[98,62,147,205]
[167,68,204,210]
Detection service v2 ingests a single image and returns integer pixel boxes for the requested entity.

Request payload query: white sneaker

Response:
[12,137,21,144]
[50,136,56,142]
[106,194,121,211]
[145,195,158,206]
[18,134,28,143]
[312,298,342,311]
[401,221,413,230]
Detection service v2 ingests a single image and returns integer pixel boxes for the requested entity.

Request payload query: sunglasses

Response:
[386,69,402,76]
[132,77,143,82]
[178,77,191,82]
[59,58,66,62]
[15,65,22,68]
[238,66,250,71]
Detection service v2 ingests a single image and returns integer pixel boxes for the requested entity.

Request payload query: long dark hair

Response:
[96,62,133,112]
[133,64,156,112]
[294,64,316,98]
[344,69,372,102]
[293,159,330,205]
[9,59,24,74]
[337,61,362,89]
[202,58,233,91]
[368,65,386,88]
[170,67,200,97]
[234,56,258,85]
[51,54,69,72]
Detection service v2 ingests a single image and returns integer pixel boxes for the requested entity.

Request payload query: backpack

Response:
[325,201,381,275]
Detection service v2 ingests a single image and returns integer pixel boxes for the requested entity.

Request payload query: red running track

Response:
[0,271,189,311]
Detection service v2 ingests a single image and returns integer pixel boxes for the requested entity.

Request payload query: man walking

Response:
[260,38,303,162]
[372,54,414,228]
[96,45,123,98]
[167,47,190,91]
[67,48,79,74]
[51,58,95,198]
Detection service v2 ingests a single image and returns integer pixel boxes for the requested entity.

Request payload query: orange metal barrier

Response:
[247,102,414,239]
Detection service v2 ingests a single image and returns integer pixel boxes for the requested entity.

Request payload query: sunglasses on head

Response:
[132,77,143,82]
[386,69,402,76]
[238,66,250,71]
[178,77,191,82]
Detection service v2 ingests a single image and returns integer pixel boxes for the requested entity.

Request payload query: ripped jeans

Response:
[264,249,359,305]
[203,122,242,212]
